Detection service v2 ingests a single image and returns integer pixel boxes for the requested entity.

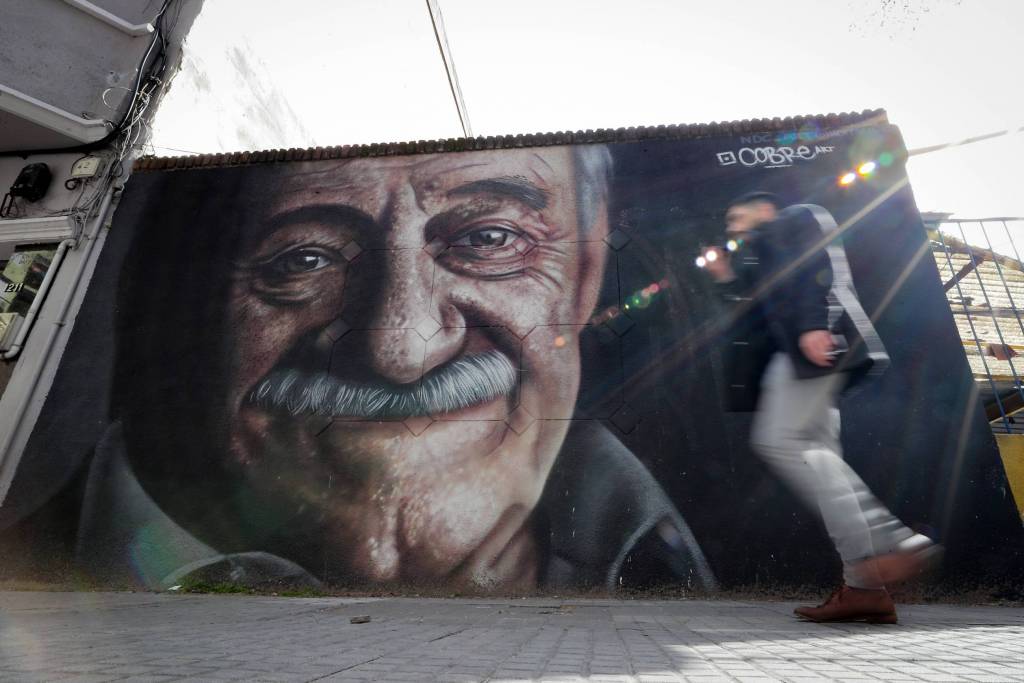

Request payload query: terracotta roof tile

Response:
[133,109,888,172]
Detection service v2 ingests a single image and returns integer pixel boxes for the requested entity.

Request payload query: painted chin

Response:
[447,504,538,589]
[226,379,561,587]
[388,465,537,572]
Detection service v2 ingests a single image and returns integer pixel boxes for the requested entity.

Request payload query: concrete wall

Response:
[2,0,149,119]
[0,0,204,528]
[1,119,1021,596]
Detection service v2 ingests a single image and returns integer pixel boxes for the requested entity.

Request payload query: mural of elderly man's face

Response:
[216,148,609,588]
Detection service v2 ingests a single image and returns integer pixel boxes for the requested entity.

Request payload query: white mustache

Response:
[249,350,517,419]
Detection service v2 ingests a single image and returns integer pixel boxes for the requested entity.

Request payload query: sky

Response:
[149,0,1024,221]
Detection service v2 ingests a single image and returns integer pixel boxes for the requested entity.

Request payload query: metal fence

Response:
[929,218,1024,433]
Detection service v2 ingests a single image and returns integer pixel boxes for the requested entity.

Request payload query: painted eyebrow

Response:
[448,176,549,211]
[238,203,378,253]
[263,204,375,233]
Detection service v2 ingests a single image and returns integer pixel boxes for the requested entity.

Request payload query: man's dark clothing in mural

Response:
[68,420,715,592]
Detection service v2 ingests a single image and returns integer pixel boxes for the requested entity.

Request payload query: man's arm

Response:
[705,247,757,302]
[783,207,835,367]
[703,247,735,286]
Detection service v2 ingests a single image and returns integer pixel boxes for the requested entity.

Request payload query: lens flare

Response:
[857,161,877,176]
[695,256,707,268]
[878,151,895,167]
[705,249,718,262]
[726,239,738,252]
[554,335,567,348]
[839,172,857,186]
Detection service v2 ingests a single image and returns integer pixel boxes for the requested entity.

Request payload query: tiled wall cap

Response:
[133,109,888,171]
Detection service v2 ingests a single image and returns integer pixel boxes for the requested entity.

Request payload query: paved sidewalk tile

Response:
[0,592,1022,682]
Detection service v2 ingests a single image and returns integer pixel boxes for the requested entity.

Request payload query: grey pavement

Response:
[1,592,1023,683]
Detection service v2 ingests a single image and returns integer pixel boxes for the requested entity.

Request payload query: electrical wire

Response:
[0,0,176,159]
[425,0,472,139]
[32,47,162,225]
[908,125,1024,157]
[13,0,183,223]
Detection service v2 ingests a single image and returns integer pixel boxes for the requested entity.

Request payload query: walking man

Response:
[703,191,941,623]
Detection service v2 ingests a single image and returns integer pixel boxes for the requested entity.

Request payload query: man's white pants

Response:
[750,353,915,588]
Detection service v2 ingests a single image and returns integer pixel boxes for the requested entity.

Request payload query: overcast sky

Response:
[150,0,1024,220]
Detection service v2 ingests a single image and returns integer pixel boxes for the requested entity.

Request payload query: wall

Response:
[0,0,204,523]
[1,115,1021,595]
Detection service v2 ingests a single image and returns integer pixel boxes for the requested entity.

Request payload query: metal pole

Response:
[936,228,1009,432]
[956,220,1024,402]
[977,220,1024,343]
[426,0,472,139]
[1001,219,1024,264]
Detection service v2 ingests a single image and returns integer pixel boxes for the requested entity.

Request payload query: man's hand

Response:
[799,330,835,367]
[703,247,735,283]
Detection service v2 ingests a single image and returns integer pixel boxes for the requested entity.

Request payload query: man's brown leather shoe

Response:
[794,585,898,623]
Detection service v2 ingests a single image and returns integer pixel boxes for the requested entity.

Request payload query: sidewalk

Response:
[1,592,1022,682]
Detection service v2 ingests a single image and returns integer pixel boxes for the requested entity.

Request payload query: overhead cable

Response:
[908,125,1024,157]
[425,0,472,139]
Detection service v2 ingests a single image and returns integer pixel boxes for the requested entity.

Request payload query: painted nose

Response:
[357,248,429,384]
[360,248,466,385]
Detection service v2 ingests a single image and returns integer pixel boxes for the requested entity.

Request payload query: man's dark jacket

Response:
[715,204,889,412]
[7,420,716,593]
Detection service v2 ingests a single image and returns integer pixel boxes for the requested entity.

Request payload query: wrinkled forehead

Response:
[263,147,576,216]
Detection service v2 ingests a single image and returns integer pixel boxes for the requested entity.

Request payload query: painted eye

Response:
[452,227,519,250]
[267,249,334,276]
